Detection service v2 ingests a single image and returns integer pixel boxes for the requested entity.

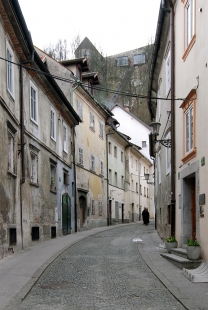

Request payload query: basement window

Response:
[51,226,56,239]
[32,227,39,241]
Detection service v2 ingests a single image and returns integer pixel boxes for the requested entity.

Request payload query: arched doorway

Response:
[62,194,71,235]
[79,195,87,228]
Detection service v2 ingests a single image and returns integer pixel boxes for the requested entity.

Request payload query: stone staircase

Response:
[160,247,202,269]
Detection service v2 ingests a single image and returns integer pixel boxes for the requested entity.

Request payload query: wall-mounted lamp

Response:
[144,173,154,185]
[150,122,171,148]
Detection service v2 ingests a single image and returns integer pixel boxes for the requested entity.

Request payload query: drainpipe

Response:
[170,2,176,236]
[106,131,114,226]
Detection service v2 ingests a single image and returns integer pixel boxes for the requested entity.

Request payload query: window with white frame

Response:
[63,122,68,153]
[63,170,69,185]
[30,81,38,124]
[142,141,146,148]
[166,49,171,95]
[186,0,194,47]
[100,160,104,176]
[121,151,124,163]
[99,201,103,216]
[90,112,95,130]
[99,122,104,139]
[91,154,95,171]
[78,147,83,165]
[114,172,117,186]
[8,131,14,172]
[109,169,112,184]
[114,146,117,158]
[30,152,38,184]
[121,175,124,189]
[185,105,193,153]
[158,152,161,185]
[50,107,56,141]
[6,41,14,97]
[91,199,95,215]
[166,132,171,174]
[50,162,57,191]
[77,100,83,120]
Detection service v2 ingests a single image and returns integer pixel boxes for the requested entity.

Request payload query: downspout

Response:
[170,2,176,236]
[19,64,24,250]
[106,131,114,226]
[72,126,77,232]
[71,82,79,232]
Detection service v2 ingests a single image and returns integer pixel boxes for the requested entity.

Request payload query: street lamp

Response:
[144,173,154,185]
[150,122,171,148]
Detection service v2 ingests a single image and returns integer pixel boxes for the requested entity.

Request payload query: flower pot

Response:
[187,246,201,260]
[165,241,178,253]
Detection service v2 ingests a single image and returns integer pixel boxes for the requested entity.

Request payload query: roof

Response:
[111,104,151,130]
[59,58,89,72]
[82,72,100,85]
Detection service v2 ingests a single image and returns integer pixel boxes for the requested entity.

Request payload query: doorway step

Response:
[160,247,202,269]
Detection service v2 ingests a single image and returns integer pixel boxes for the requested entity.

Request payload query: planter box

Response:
[165,241,178,253]
[187,246,201,260]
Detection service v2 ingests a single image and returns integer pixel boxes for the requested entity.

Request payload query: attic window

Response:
[142,141,146,148]
[134,54,146,65]
[117,56,128,66]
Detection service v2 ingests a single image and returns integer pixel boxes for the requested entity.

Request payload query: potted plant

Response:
[165,235,178,253]
[186,237,201,260]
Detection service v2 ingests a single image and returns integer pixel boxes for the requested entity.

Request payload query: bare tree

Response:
[44,39,69,61]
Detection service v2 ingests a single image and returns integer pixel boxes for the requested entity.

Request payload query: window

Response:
[91,199,95,215]
[185,105,193,153]
[166,132,171,174]
[132,180,134,191]
[166,49,171,95]
[77,100,83,120]
[7,121,17,174]
[30,82,38,124]
[109,169,112,184]
[114,172,117,186]
[79,147,83,165]
[99,201,103,216]
[30,152,38,184]
[134,54,145,65]
[117,56,128,66]
[100,160,104,176]
[144,187,146,197]
[6,41,14,97]
[131,156,133,168]
[147,188,149,198]
[136,160,138,171]
[183,0,195,60]
[99,122,104,139]
[63,123,68,153]
[91,154,95,171]
[142,141,146,148]
[180,89,196,162]
[90,112,95,130]
[8,131,14,172]
[186,0,194,47]
[121,175,124,189]
[108,142,112,155]
[121,151,124,163]
[50,162,57,191]
[136,182,138,193]
[63,170,69,185]
[114,146,117,158]
[50,107,56,141]
[140,185,142,195]
[115,201,119,220]
[158,152,161,185]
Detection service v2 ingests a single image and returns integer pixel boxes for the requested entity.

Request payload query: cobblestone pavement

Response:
[19,224,186,310]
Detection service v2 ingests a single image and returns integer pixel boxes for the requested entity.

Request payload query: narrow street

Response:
[19,222,185,310]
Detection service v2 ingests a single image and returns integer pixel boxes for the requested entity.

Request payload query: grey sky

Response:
[18,0,161,56]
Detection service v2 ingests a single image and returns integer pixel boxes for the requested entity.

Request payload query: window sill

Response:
[182,34,196,61]
[99,135,104,140]
[8,170,17,178]
[89,127,95,133]
[30,181,39,187]
[182,148,197,164]
[30,118,38,127]
[50,187,57,194]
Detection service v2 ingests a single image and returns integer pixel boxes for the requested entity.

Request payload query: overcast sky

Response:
[18,0,161,57]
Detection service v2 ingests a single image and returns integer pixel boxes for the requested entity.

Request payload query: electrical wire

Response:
[0,56,194,102]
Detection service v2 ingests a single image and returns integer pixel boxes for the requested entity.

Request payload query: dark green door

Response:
[62,194,71,235]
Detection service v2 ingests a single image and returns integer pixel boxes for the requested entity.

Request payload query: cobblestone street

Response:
[19,223,185,310]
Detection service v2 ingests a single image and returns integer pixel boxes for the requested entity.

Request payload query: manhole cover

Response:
[39,281,74,289]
